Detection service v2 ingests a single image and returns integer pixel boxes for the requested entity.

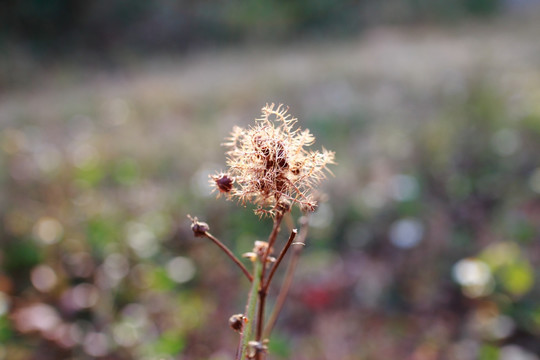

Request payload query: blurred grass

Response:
[1,12,540,360]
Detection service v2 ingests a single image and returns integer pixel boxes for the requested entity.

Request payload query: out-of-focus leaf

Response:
[177,294,213,331]
[4,240,42,271]
[480,242,520,270]
[497,261,534,297]
[522,114,540,135]
[75,164,105,187]
[151,267,176,291]
[512,221,536,244]
[532,306,540,331]
[147,330,185,356]
[267,334,291,359]
[86,217,121,254]
[113,158,140,186]
[479,344,499,360]
[0,316,12,342]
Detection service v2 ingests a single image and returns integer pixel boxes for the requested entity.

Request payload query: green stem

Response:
[238,259,263,360]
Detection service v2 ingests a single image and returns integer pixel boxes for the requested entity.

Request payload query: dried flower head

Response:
[221,103,335,216]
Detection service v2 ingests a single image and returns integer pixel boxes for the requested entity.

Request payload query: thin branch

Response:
[283,211,295,232]
[255,212,284,352]
[263,215,310,338]
[204,231,253,282]
[263,229,297,292]
[259,212,284,283]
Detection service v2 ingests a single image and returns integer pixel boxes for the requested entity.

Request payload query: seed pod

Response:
[212,173,234,194]
[229,314,247,333]
[188,215,209,237]
[247,341,268,359]
[253,241,271,258]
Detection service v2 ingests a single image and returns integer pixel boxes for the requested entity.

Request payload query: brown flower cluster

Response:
[211,103,335,216]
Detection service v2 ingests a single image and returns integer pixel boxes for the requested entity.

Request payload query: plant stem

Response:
[204,231,253,282]
[256,213,284,345]
[263,215,310,338]
[263,229,297,292]
[261,212,284,270]
[238,259,262,360]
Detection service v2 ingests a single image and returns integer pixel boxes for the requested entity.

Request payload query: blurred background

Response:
[1,1,540,359]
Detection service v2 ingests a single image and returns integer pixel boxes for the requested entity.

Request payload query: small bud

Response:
[242,252,257,262]
[211,172,234,194]
[242,241,274,262]
[188,215,209,237]
[253,241,271,258]
[247,341,268,359]
[229,314,247,333]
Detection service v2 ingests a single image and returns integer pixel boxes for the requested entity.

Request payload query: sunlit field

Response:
[2,11,540,360]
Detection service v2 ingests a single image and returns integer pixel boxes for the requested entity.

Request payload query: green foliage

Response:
[113,158,140,186]
[75,163,105,187]
[479,344,499,360]
[497,261,534,297]
[3,239,41,272]
[267,334,291,358]
[0,316,12,342]
[146,330,186,356]
[86,217,121,254]
[150,267,177,292]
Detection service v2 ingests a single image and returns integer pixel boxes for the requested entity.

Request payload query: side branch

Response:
[263,229,297,292]
[262,212,284,268]
[255,212,284,349]
[204,231,253,282]
[263,215,309,338]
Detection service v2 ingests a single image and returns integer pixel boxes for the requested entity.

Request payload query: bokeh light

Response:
[30,265,57,293]
[33,217,63,245]
[166,257,196,284]
[453,258,494,298]
[389,218,424,249]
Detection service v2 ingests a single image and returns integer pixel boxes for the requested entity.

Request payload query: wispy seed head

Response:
[217,103,335,216]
